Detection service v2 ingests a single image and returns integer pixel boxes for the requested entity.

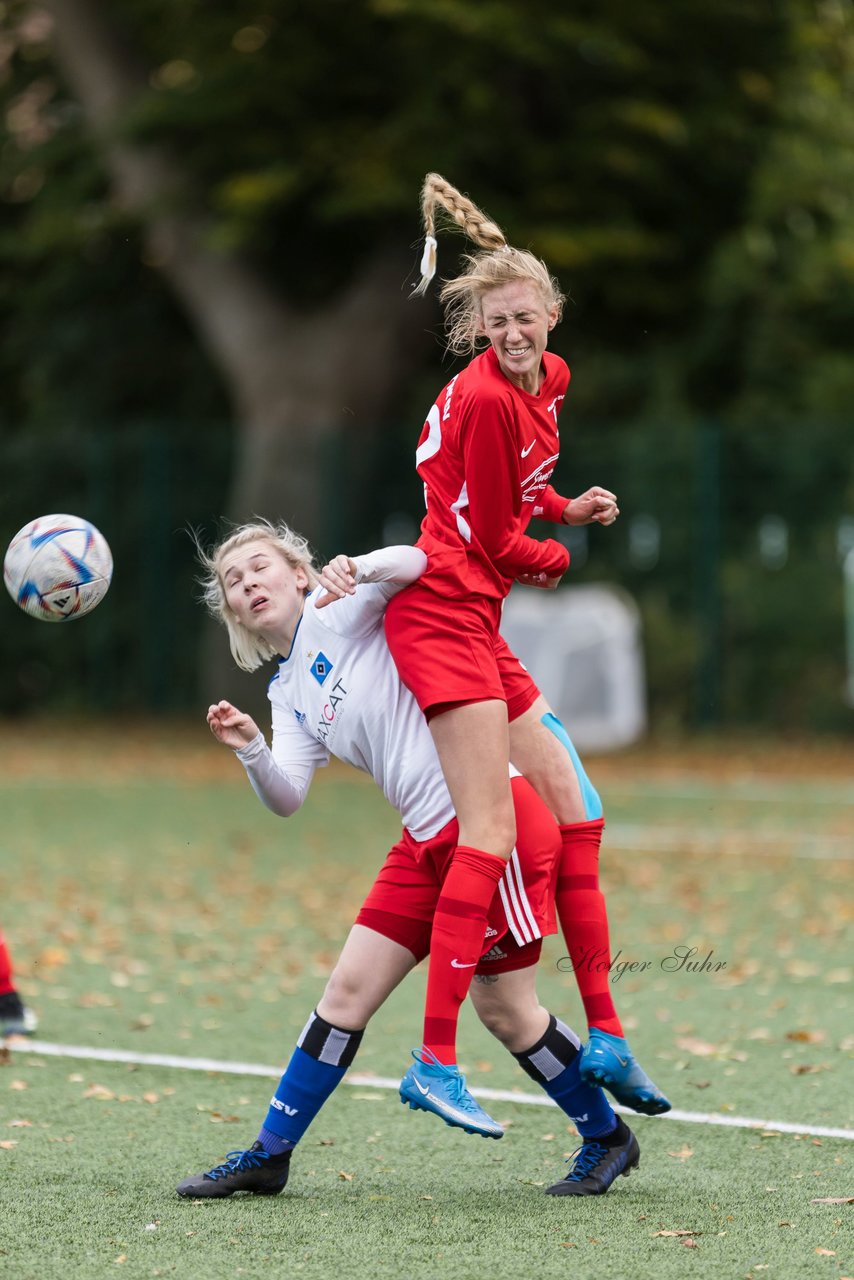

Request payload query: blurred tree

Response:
[1,0,786,529]
[27,0,425,541]
[0,0,850,729]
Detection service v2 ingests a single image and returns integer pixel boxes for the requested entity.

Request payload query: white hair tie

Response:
[412,234,437,295]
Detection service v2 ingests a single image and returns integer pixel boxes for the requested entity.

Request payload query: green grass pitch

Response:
[0,723,851,1279]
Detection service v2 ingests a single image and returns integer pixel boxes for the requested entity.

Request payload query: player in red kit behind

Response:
[384,173,669,1119]
[0,928,37,1038]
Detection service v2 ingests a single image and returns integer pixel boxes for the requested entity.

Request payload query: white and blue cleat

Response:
[580,1029,671,1115]
[400,1047,504,1139]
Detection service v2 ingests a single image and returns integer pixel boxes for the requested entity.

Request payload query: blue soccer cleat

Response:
[579,1029,671,1115]
[545,1117,640,1196]
[0,991,37,1038]
[399,1047,504,1139]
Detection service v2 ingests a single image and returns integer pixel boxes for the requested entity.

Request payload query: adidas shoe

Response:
[545,1118,640,1196]
[176,1141,292,1199]
[0,990,38,1038]
[579,1029,671,1115]
[400,1047,504,1139]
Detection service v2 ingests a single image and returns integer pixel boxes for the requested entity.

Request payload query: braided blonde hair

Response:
[413,172,565,356]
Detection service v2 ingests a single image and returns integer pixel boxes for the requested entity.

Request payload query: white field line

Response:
[9,1039,853,1143]
[606,824,853,861]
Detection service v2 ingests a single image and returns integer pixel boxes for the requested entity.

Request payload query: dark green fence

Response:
[0,422,233,715]
[1,417,851,732]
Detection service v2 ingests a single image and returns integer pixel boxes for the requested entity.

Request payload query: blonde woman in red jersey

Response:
[382,174,669,1118]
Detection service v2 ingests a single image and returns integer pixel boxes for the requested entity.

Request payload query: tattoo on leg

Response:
[473,973,499,985]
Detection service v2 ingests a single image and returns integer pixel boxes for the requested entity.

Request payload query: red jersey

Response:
[414,347,572,600]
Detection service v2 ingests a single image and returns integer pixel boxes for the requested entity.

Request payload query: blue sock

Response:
[257,1010,364,1153]
[513,1014,616,1139]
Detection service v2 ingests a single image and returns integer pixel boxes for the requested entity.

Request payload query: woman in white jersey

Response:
[175,521,641,1200]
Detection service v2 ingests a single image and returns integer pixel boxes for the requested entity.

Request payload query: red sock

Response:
[556,819,623,1037]
[423,846,507,1064]
[0,930,15,996]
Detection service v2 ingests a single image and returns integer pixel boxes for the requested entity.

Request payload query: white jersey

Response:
[262,581,454,841]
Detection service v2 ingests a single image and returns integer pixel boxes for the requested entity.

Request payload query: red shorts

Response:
[384,583,539,722]
[355,776,559,974]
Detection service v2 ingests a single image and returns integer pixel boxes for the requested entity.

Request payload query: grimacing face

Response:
[479,280,558,395]
[220,538,308,639]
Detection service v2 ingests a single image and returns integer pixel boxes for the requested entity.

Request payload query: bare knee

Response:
[317,963,370,1029]
[509,699,595,825]
[470,978,549,1054]
[429,701,516,857]
[458,809,516,860]
[473,991,517,1046]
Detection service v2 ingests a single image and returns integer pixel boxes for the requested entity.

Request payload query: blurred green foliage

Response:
[0,0,851,731]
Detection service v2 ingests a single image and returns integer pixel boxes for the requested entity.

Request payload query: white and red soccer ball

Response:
[3,513,113,622]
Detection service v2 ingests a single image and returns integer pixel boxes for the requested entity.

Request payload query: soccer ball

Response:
[3,513,113,622]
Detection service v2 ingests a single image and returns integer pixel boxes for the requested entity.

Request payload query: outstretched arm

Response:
[315,545,428,608]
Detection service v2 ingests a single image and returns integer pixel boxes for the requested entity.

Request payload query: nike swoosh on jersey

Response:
[450,959,477,968]
[520,441,536,458]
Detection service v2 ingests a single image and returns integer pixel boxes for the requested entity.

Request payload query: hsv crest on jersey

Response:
[309,652,333,685]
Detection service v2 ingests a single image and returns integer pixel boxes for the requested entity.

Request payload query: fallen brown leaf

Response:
[812,1197,854,1205]
[675,1036,719,1057]
[83,1084,115,1100]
